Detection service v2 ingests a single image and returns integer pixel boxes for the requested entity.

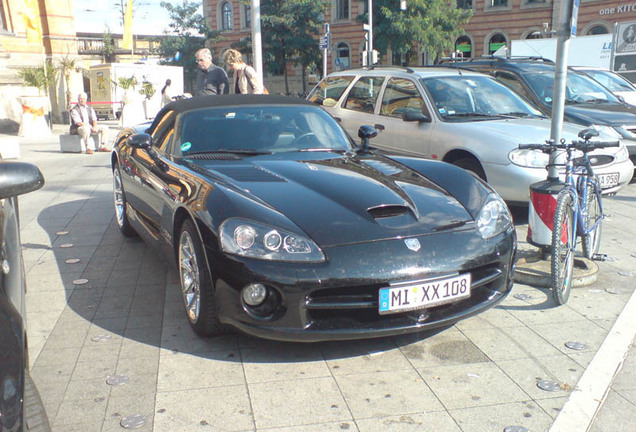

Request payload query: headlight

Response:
[509,148,549,168]
[220,218,325,262]
[590,124,624,139]
[477,194,512,239]
[614,142,630,162]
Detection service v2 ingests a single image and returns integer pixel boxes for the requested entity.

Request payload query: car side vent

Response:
[188,153,242,160]
[368,205,410,219]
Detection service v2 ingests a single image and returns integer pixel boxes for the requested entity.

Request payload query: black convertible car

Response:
[111,95,517,342]
[1,161,49,431]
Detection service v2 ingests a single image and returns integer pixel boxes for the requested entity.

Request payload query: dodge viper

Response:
[111,95,517,342]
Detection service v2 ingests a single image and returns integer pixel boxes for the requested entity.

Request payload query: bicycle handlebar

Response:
[518,139,620,153]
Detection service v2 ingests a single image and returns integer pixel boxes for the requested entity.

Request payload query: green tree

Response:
[360,0,472,64]
[254,0,324,94]
[17,61,57,96]
[155,0,223,92]
[101,30,117,63]
[57,55,77,110]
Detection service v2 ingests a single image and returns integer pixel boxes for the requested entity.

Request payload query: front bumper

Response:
[209,226,517,342]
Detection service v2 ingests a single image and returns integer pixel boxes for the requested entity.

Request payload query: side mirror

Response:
[358,125,378,153]
[322,98,337,108]
[402,110,431,123]
[0,161,45,199]
[129,133,152,149]
[578,128,600,141]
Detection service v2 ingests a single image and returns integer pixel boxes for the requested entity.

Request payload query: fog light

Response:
[242,283,267,306]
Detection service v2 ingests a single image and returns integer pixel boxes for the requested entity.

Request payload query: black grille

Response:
[188,153,241,160]
[573,155,614,167]
[304,265,504,329]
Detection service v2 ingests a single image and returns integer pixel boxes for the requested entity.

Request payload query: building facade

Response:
[202,0,636,92]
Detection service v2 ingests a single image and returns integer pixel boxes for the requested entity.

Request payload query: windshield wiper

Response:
[297,148,347,153]
[445,112,515,119]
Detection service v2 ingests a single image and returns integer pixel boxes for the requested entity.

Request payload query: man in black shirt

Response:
[194,48,229,96]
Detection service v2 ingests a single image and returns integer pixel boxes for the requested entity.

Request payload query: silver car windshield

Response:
[178,105,354,156]
[524,71,621,105]
[580,69,636,93]
[420,76,543,122]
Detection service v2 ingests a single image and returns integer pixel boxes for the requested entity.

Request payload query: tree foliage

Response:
[17,61,57,96]
[101,30,117,63]
[360,0,472,64]
[155,0,223,91]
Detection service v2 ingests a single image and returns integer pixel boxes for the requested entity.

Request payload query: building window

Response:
[525,0,546,3]
[245,5,251,28]
[526,31,542,39]
[457,0,472,9]
[490,0,508,7]
[587,25,609,35]
[455,35,472,58]
[488,33,507,54]
[336,42,350,69]
[336,0,349,21]
[222,2,233,30]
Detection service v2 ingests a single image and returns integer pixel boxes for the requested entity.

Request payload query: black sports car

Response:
[111,95,517,342]
[0,161,50,431]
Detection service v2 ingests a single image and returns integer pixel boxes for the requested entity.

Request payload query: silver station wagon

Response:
[308,67,634,205]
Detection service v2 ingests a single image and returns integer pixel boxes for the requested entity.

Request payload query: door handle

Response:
[374,124,385,131]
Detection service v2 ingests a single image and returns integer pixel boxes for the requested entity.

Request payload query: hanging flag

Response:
[24,0,42,43]
[122,0,133,50]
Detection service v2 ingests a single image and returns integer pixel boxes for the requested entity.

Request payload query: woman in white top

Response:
[161,79,174,107]
[222,49,265,94]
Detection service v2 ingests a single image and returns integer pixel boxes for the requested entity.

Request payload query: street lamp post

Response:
[251,0,263,85]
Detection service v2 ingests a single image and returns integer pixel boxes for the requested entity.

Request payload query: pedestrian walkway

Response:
[10,125,636,432]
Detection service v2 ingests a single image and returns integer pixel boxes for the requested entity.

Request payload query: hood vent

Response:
[214,166,286,182]
[368,204,410,219]
[188,153,242,160]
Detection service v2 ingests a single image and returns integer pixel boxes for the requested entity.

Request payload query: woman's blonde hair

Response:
[223,49,243,66]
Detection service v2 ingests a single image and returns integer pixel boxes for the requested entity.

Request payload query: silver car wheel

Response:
[113,168,125,229]
[179,230,201,323]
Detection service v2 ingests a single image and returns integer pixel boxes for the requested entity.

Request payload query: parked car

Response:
[307,67,633,204]
[571,66,636,106]
[0,161,49,431]
[440,56,636,167]
[111,95,517,342]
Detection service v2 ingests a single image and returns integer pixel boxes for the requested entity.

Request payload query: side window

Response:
[151,110,176,152]
[307,75,355,105]
[493,71,525,96]
[344,76,384,113]
[380,78,427,118]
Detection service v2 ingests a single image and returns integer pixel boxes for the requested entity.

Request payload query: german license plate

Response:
[598,172,619,189]
[378,273,471,315]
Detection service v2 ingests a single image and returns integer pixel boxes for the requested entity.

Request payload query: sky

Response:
[74,0,179,35]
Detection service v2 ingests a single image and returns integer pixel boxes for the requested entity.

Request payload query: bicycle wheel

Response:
[551,192,575,305]
[582,178,602,259]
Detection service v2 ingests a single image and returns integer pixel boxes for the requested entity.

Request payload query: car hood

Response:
[448,117,597,143]
[196,154,475,246]
[564,102,636,126]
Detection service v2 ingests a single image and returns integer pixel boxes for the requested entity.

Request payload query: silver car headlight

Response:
[220,218,325,262]
[477,194,513,239]
[509,148,549,168]
[614,142,630,162]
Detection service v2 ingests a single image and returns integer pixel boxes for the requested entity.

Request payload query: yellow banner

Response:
[122,0,133,50]
[24,0,42,43]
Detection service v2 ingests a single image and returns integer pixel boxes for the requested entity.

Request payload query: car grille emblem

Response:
[405,238,421,251]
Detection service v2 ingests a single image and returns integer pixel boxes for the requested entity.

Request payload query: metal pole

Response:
[251,0,263,84]
[368,0,373,66]
[323,23,329,78]
[548,0,576,180]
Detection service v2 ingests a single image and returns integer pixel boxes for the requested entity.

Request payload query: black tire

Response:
[24,372,51,431]
[454,157,487,181]
[112,163,137,237]
[582,178,602,259]
[551,192,575,305]
[177,219,224,336]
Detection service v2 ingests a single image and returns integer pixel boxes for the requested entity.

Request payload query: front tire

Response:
[551,192,575,305]
[582,179,602,259]
[178,219,224,336]
[113,163,137,237]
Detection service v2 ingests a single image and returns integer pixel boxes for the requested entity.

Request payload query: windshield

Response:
[178,105,354,156]
[420,75,543,122]
[524,71,621,105]
[579,69,636,93]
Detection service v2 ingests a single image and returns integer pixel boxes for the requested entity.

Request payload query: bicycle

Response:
[519,128,620,305]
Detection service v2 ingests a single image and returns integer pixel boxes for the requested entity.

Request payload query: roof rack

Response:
[438,55,555,65]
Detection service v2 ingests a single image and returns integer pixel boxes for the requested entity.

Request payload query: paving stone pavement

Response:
[8,124,636,432]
